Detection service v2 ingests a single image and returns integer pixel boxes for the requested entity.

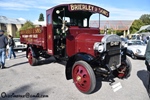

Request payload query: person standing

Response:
[0,30,8,69]
[145,39,150,97]
[7,35,16,59]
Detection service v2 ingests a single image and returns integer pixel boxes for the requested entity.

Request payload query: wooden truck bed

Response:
[20,27,47,49]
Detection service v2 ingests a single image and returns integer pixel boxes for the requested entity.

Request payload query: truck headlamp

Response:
[93,42,104,53]
[97,44,104,53]
[136,49,141,54]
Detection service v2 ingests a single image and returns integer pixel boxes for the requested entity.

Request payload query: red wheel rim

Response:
[72,64,91,92]
[28,50,33,65]
[118,62,126,78]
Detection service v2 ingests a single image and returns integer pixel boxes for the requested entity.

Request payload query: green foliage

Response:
[140,14,150,25]
[38,13,44,21]
[21,21,35,30]
[100,30,104,34]
[130,14,150,34]
[116,30,124,36]
[129,20,144,34]
[107,29,113,34]
[15,32,20,38]
[100,29,124,36]
[15,21,35,38]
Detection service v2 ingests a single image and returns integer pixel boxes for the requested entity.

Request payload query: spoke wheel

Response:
[117,62,127,78]
[72,61,96,94]
[28,49,38,66]
[117,58,132,79]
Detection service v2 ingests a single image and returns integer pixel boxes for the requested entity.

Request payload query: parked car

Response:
[126,40,146,59]
[13,38,27,51]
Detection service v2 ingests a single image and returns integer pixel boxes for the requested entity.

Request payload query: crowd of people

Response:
[137,35,150,44]
[6,35,16,60]
[126,34,150,44]
[0,30,16,69]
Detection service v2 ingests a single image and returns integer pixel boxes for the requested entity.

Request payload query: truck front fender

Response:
[65,53,94,80]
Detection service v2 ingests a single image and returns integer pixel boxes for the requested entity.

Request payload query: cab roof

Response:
[47,3,109,17]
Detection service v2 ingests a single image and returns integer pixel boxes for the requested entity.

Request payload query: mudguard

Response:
[65,53,94,80]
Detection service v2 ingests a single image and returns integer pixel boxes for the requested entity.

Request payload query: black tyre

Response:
[115,57,132,79]
[131,52,137,59]
[124,57,132,78]
[72,61,96,94]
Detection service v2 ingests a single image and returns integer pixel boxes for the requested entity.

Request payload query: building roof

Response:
[0,16,134,31]
[0,16,25,24]
[89,20,133,30]
[0,16,46,26]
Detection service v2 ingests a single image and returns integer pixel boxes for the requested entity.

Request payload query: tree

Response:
[129,20,144,34]
[20,21,35,30]
[38,13,44,21]
[116,30,124,36]
[129,14,150,34]
[15,21,35,38]
[140,14,150,25]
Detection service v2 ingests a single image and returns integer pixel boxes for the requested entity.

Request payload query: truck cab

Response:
[46,4,109,57]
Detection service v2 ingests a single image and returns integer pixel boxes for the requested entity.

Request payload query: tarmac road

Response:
[0,52,149,100]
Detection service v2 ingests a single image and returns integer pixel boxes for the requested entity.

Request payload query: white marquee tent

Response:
[139,25,150,31]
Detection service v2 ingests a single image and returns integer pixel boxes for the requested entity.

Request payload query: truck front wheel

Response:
[72,61,96,94]
[113,58,132,79]
[28,49,38,66]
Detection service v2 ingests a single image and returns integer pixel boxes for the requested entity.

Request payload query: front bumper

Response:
[14,47,27,50]
[135,53,145,58]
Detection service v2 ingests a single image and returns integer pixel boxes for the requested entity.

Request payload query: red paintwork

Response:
[72,64,91,92]
[46,8,54,55]
[20,27,47,49]
[46,24,54,55]
[28,49,33,65]
[66,27,104,57]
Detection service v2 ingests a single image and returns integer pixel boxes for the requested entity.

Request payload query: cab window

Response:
[47,14,51,24]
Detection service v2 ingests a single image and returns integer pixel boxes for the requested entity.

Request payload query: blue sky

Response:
[0,0,150,22]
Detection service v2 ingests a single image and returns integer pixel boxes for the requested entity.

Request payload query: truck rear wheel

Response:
[28,49,38,66]
[72,61,96,94]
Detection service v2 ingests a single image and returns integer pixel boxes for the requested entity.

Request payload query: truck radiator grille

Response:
[106,42,121,70]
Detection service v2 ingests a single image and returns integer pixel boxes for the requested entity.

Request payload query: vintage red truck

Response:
[20,3,132,94]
